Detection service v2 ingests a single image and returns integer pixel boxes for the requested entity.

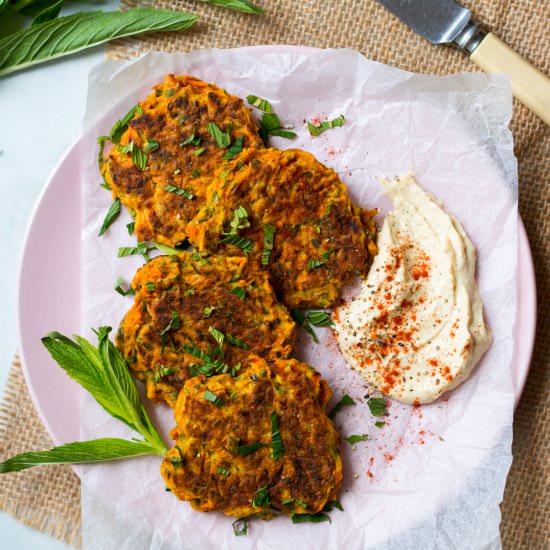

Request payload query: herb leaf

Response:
[290,309,319,344]
[367,397,387,417]
[203,389,224,407]
[307,310,333,327]
[219,234,254,255]
[246,94,272,112]
[344,434,369,444]
[233,442,269,456]
[41,328,167,455]
[114,276,135,297]
[0,8,198,77]
[261,224,276,266]
[222,135,244,160]
[197,0,263,14]
[291,512,330,524]
[232,517,249,536]
[258,112,296,145]
[230,287,246,301]
[144,138,160,153]
[307,115,345,137]
[306,258,327,271]
[252,486,271,508]
[165,184,194,199]
[207,121,231,149]
[110,104,142,144]
[0,438,159,473]
[98,198,121,237]
[271,411,284,459]
[152,241,184,256]
[328,394,356,419]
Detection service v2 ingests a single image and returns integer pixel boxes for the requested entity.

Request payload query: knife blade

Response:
[378,0,550,125]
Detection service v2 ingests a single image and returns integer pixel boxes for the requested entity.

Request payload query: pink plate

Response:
[17,135,537,447]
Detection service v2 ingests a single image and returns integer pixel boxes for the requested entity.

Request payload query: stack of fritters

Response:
[161,355,342,517]
[101,75,263,247]
[116,252,295,407]
[104,74,378,520]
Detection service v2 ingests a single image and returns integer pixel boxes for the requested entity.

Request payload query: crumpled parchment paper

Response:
[80,47,517,550]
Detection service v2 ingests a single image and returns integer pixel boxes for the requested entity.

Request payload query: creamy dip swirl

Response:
[333,173,492,404]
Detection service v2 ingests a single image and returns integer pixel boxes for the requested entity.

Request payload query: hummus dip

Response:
[333,173,492,404]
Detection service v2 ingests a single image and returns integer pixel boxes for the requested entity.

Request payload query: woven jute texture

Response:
[1,1,548,548]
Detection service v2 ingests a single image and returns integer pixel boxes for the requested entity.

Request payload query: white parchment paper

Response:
[81,47,517,550]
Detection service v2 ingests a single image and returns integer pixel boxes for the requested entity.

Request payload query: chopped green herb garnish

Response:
[203,306,215,318]
[194,147,206,156]
[153,365,176,383]
[225,333,249,350]
[180,131,201,147]
[153,241,183,255]
[203,389,223,407]
[206,121,231,149]
[117,242,151,261]
[261,224,276,266]
[110,104,142,144]
[307,115,345,137]
[144,138,159,153]
[291,512,330,524]
[367,397,387,417]
[290,309,319,344]
[222,135,244,160]
[328,394,356,419]
[226,205,250,233]
[217,467,231,477]
[208,326,225,347]
[145,282,156,291]
[184,289,196,296]
[165,184,194,199]
[323,500,344,511]
[271,411,284,459]
[230,287,246,300]
[98,198,121,237]
[252,486,271,508]
[97,135,109,163]
[344,434,368,444]
[161,311,181,336]
[126,222,135,236]
[283,497,307,509]
[375,421,386,428]
[183,345,211,362]
[306,258,327,271]
[246,95,272,112]
[307,310,333,327]
[219,234,254,255]
[191,168,201,177]
[233,442,269,456]
[114,276,135,297]
[258,112,297,145]
[165,88,175,98]
[232,518,249,536]
[132,145,148,170]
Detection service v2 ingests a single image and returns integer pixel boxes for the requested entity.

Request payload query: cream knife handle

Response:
[470,33,550,125]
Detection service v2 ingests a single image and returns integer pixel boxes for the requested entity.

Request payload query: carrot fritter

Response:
[116,252,295,407]
[186,148,375,309]
[161,355,342,518]
[101,74,263,246]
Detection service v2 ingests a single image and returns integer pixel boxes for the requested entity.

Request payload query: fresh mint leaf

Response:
[246,94,271,112]
[0,438,159,473]
[206,121,231,149]
[222,135,244,160]
[196,0,263,14]
[0,8,198,77]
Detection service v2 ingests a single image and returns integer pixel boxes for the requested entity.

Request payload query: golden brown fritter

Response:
[116,252,295,407]
[101,74,263,247]
[186,147,376,309]
[161,355,342,518]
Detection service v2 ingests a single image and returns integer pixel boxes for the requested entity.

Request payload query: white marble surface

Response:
[0,3,117,548]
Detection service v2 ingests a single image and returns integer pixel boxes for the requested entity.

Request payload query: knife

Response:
[377,0,550,125]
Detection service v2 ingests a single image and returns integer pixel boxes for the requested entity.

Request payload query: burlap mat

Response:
[1,1,548,548]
